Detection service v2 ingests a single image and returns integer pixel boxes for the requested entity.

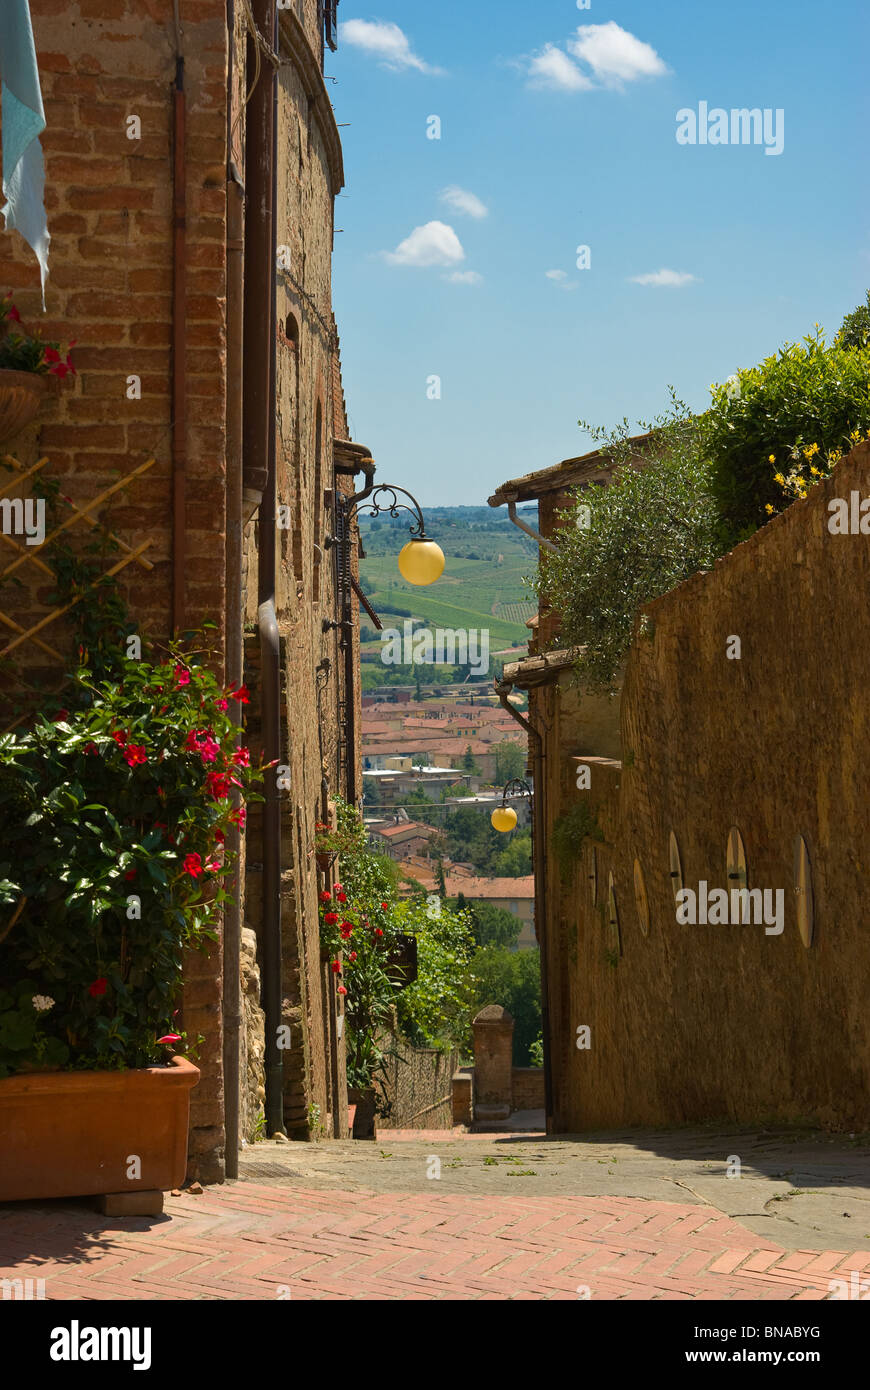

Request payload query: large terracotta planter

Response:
[0,369,49,444]
[0,1054,199,1202]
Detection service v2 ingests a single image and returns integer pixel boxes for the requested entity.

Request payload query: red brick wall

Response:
[3,0,230,1181]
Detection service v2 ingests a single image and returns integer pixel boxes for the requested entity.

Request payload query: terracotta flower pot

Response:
[0,1054,199,1202]
[0,369,49,444]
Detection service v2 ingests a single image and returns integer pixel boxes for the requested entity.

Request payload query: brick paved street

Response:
[2,1127,869,1300]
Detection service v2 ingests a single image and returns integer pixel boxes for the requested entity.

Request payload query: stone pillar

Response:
[472,1005,514,1122]
[452,1069,473,1127]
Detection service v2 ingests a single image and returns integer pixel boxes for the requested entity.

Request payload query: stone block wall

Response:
[541,443,870,1132]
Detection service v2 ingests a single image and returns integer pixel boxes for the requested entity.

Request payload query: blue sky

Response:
[329,1,869,507]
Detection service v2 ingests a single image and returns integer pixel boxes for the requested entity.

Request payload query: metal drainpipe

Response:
[507,499,557,553]
[171,56,187,633]
[222,0,244,1179]
[334,454,375,803]
[494,678,554,1131]
[245,0,283,1138]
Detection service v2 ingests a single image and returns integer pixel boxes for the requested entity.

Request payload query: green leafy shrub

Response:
[836,291,870,351]
[395,897,477,1051]
[471,945,541,1066]
[706,331,870,535]
[0,642,262,1077]
[540,408,721,691]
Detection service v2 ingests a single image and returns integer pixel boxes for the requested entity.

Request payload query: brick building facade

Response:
[0,0,366,1178]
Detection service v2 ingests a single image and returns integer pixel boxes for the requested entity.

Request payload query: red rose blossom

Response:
[319,890,332,903]
[183,853,203,878]
[331,961,341,974]
[337,985,347,996]
[88,977,107,998]
[323,912,339,925]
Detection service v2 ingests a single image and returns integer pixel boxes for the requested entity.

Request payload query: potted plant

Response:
[317,805,411,1138]
[313,817,360,873]
[0,638,263,1202]
[0,294,75,443]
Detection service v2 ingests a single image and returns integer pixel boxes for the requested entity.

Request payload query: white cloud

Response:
[444,270,482,285]
[339,19,441,74]
[439,186,488,220]
[527,44,592,92]
[567,22,669,86]
[384,221,465,268]
[546,269,578,291]
[523,23,668,93]
[629,269,699,288]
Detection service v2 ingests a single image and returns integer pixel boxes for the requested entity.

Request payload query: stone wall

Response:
[239,928,266,1143]
[540,443,870,1132]
[239,5,353,1141]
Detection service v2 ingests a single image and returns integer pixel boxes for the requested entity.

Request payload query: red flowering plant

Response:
[0,294,76,379]
[317,800,477,1107]
[0,634,264,1076]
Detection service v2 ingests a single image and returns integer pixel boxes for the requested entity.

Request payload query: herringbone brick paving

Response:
[0,1182,861,1300]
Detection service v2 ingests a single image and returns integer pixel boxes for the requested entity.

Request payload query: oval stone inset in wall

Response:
[633,858,650,936]
[668,830,683,905]
[607,871,621,956]
[587,843,598,906]
[726,826,748,892]
[793,835,814,948]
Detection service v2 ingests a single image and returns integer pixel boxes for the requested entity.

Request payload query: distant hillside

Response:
[358,505,540,651]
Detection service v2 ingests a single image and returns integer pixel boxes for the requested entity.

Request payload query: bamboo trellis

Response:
[0,453,157,722]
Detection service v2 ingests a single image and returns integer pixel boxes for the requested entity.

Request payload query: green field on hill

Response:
[358,506,539,651]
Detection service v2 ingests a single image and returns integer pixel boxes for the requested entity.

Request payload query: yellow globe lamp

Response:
[491,805,518,833]
[397,538,445,586]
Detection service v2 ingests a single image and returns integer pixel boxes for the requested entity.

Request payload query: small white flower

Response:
[32,994,55,1013]
[725,374,741,401]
